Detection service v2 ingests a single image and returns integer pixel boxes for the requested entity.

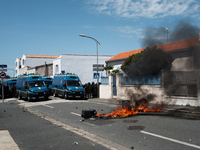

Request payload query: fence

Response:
[121,75,161,85]
[101,76,109,85]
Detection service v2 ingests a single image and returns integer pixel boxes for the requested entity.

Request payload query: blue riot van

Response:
[42,76,52,94]
[0,79,10,98]
[5,78,17,97]
[16,74,49,101]
[51,73,84,99]
[42,76,52,88]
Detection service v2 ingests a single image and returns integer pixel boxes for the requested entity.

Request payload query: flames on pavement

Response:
[95,102,163,119]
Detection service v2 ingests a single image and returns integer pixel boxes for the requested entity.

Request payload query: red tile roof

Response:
[107,37,199,62]
[25,55,59,58]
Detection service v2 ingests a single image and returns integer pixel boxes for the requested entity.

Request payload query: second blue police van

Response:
[42,76,53,94]
[16,74,49,101]
[5,78,17,97]
[51,73,84,99]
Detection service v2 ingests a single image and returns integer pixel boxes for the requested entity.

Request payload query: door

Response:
[113,75,117,96]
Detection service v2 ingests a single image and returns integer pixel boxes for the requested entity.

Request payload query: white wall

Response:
[100,76,113,99]
[15,58,21,76]
[53,58,61,75]
[106,60,125,73]
[171,57,193,71]
[58,54,114,84]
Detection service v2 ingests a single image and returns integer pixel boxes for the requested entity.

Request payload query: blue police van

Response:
[42,76,53,94]
[16,74,49,101]
[51,73,84,99]
[4,78,17,97]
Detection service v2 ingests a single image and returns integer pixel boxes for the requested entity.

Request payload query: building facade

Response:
[101,35,200,106]
[15,55,59,76]
[53,54,114,84]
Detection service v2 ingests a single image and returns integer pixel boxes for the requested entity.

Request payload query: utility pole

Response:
[165,28,170,43]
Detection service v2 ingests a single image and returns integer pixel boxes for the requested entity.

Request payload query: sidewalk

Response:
[88,98,200,116]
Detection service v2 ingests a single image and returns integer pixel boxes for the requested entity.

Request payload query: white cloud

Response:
[86,0,200,18]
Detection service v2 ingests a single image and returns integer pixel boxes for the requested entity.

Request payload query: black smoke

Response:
[140,19,200,98]
[141,19,200,47]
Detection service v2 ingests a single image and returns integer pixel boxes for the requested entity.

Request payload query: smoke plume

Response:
[141,19,200,47]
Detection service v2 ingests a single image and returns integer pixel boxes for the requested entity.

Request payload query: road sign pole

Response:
[0,64,7,104]
[2,79,4,104]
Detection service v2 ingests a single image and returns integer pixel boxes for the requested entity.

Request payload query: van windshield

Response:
[28,81,45,87]
[67,80,82,87]
[8,83,16,87]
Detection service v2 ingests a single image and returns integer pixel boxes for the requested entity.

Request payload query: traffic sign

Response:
[93,67,104,71]
[0,72,6,79]
[0,65,7,68]
[93,64,104,72]
[0,69,7,72]
[92,64,104,67]
[93,73,100,79]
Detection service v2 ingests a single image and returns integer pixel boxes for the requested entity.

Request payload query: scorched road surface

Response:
[4,97,200,150]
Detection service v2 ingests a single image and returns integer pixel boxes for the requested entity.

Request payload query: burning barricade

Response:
[81,102,163,119]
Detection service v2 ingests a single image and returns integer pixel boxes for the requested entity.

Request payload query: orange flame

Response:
[95,103,162,119]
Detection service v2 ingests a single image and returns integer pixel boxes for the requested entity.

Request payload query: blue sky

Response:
[0,0,200,76]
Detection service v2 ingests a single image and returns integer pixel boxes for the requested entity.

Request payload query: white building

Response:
[15,54,59,76]
[53,54,114,84]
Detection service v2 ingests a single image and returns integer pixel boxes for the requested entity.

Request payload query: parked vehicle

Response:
[0,79,9,98]
[42,76,52,94]
[4,78,17,97]
[51,73,84,99]
[16,74,49,101]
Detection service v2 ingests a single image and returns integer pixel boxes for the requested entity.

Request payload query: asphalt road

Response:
[2,96,200,150]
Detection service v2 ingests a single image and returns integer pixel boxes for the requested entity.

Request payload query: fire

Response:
[95,103,163,119]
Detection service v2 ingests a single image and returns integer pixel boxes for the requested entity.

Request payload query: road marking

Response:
[26,108,130,150]
[43,104,54,109]
[141,130,200,149]
[0,130,20,150]
[71,112,81,116]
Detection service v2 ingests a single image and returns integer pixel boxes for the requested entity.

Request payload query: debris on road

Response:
[72,142,78,145]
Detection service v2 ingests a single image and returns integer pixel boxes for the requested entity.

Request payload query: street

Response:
[1,97,200,150]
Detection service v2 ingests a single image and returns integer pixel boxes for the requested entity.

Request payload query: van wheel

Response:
[18,93,22,100]
[53,91,58,97]
[64,93,68,99]
[28,95,32,102]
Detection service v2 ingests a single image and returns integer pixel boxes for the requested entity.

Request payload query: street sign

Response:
[0,72,6,79]
[93,67,104,71]
[93,73,100,79]
[93,64,104,71]
[0,65,7,68]
[0,69,7,72]
[93,64,104,67]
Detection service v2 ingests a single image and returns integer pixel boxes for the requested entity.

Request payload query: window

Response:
[16,62,17,67]
[22,59,25,65]
[55,65,59,74]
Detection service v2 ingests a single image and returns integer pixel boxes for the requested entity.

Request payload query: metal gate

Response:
[113,75,117,96]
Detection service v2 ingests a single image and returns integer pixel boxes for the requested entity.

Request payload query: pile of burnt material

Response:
[81,109,97,119]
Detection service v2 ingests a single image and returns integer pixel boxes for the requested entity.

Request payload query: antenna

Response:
[165,28,170,43]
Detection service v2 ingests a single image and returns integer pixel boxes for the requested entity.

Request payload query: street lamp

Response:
[79,34,100,98]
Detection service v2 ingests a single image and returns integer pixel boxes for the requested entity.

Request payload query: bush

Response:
[121,46,174,77]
